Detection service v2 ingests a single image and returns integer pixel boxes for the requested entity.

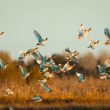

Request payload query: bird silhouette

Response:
[104,28,110,45]
[19,65,31,79]
[33,30,48,46]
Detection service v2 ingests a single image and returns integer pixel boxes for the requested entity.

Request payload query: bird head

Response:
[45,38,48,41]
[88,28,92,32]
[97,40,99,44]
[19,50,24,55]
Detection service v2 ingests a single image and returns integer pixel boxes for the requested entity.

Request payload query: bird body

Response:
[76,72,86,83]
[31,50,47,65]
[87,39,99,49]
[97,65,107,74]
[18,51,30,60]
[32,96,42,102]
[104,28,110,45]
[0,59,7,70]
[97,65,108,79]
[49,64,61,73]
[34,30,48,46]
[37,79,52,92]
[77,24,92,39]
[65,48,79,63]
[61,62,73,72]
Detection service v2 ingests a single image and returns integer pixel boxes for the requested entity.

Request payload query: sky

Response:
[0,0,110,59]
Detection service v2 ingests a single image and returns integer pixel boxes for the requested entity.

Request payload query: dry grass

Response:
[0,51,110,109]
[0,76,110,109]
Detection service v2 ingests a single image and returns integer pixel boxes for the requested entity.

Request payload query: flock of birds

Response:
[0,24,110,104]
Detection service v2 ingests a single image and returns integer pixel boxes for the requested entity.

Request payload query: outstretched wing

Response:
[0,59,6,68]
[79,74,84,81]
[80,24,84,31]
[34,30,43,42]
[104,28,110,39]
[19,66,27,76]
[97,65,106,74]
[26,47,38,55]
[39,80,52,92]
[32,96,42,102]
[42,83,52,92]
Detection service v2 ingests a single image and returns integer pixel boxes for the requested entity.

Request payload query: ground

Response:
[0,77,110,110]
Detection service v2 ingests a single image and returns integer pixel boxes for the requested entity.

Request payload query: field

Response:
[0,51,110,110]
[0,76,110,110]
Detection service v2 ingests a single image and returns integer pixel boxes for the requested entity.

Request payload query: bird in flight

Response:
[19,65,31,79]
[37,79,52,93]
[32,95,42,103]
[97,65,109,79]
[76,72,86,83]
[60,62,74,72]
[77,24,92,40]
[104,28,110,45]
[87,38,99,49]
[33,30,48,46]
[0,59,8,71]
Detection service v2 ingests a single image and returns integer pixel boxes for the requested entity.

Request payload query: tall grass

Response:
[0,51,110,109]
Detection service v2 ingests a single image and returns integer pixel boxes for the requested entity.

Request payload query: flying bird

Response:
[104,28,110,45]
[48,63,61,73]
[0,59,7,71]
[42,56,61,73]
[61,62,74,72]
[76,72,86,83]
[44,57,56,67]
[87,39,99,49]
[32,96,42,102]
[33,30,48,46]
[30,50,47,65]
[77,24,92,39]
[37,79,52,92]
[65,49,79,64]
[83,28,92,37]
[97,65,108,79]
[18,51,29,60]
[65,48,79,62]
[19,65,31,79]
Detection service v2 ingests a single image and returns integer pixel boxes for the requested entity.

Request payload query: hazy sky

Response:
[0,0,110,59]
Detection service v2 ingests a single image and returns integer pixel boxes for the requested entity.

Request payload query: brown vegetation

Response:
[0,51,110,110]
